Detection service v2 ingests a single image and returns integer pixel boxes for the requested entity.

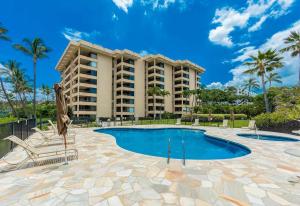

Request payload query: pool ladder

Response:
[182,137,186,166]
[254,123,260,140]
[167,137,186,166]
[167,138,171,164]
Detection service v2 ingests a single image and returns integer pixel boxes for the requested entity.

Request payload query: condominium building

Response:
[56,40,205,120]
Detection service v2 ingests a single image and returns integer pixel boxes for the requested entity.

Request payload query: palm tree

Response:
[14,38,51,119]
[281,31,300,86]
[5,61,29,114]
[0,63,17,117]
[182,89,191,115]
[40,84,52,102]
[243,49,283,113]
[266,72,282,87]
[147,86,161,120]
[159,89,170,119]
[242,78,259,96]
[0,23,10,42]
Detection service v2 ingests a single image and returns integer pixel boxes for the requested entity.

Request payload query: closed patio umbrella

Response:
[54,83,70,164]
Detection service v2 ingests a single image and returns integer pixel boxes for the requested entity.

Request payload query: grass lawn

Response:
[0,117,17,124]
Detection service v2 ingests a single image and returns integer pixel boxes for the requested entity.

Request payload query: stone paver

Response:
[0,125,300,206]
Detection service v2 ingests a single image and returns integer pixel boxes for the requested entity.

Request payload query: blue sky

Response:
[0,0,299,89]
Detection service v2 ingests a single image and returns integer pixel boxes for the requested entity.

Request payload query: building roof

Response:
[55,40,205,73]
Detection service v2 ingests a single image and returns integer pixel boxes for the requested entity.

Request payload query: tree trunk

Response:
[186,97,188,116]
[298,54,300,86]
[248,86,250,97]
[33,58,37,120]
[261,75,270,113]
[0,77,18,117]
[18,92,28,117]
[160,101,162,120]
[153,95,155,120]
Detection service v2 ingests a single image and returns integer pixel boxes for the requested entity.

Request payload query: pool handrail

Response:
[167,137,171,164]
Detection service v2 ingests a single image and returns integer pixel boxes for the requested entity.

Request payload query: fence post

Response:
[20,121,23,140]
[10,122,14,150]
[39,116,42,129]
[26,119,29,138]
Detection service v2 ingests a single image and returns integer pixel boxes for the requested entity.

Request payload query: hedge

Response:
[182,114,248,122]
[254,112,300,133]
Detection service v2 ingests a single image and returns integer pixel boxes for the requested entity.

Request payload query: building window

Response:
[89,61,97,67]
[90,53,97,59]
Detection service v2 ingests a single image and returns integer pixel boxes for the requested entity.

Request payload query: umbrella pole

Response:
[63,134,68,165]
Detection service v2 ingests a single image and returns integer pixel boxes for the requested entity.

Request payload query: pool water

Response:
[96,128,250,160]
[237,134,299,142]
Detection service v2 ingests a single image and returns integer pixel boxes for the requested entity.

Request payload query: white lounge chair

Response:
[48,120,75,134]
[292,130,300,135]
[192,119,199,126]
[220,120,229,128]
[176,118,181,125]
[0,135,78,172]
[242,120,256,130]
[48,120,58,135]
[32,127,75,145]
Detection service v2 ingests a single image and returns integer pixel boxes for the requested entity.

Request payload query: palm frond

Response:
[13,44,32,56]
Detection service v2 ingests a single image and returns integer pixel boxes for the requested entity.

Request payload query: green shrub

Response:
[254,111,296,128]
[182,114,247,122]
[224,114,247,120]
[161,112,176,119]
[0,117,17,124]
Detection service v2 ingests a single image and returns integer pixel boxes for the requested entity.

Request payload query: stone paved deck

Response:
[0,125,300,206]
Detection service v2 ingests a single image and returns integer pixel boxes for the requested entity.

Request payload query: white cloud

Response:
[112,13,119,21]
[141,0,182,10]
[228,19,300,87]
[206,82,225,90]
[209,0,295,47]
[62,28,101,42]
[112,0,187,13]
[248,15,267,32]
[139,50,149,56]
[112,0,133,13]
[237,41,251,47]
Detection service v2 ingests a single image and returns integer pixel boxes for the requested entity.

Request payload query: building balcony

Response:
[79,55,97,62]
[116,61,135,68]
[80,64,98,71]
[148,65,164,71]
[174,69,189,75]
[74,111,97,115]
[147,72,164,78]
[115,78,134,84]
[115,87,135,92]
[174,83,189,88]
[76,82,97,89]
[76,101,97,106]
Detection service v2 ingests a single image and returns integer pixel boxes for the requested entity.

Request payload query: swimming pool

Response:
[95,128,251,160]
[237,133,299,142]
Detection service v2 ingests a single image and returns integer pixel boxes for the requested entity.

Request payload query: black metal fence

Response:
[0,119,36,158]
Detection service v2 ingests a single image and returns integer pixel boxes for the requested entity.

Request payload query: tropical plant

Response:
[0,63,17,117]
[182,89,191,115]
[159,89,170,119]
[0,23,10,42]
[266,72,282,87]
[281,31,300,86]
[40,84,52,102]
[243,49,283,113]
[242,78,259,96]
[5,60,31,116]
[147,86,161,120]
[14,38,51,119]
